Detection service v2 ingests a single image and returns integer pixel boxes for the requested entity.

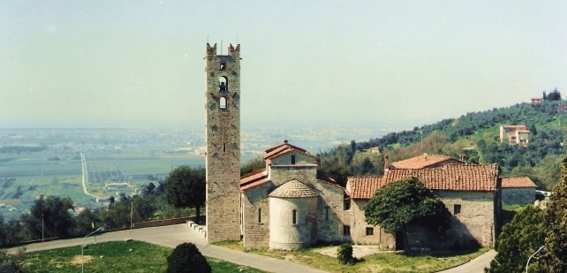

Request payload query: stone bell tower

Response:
[204,43,241,243]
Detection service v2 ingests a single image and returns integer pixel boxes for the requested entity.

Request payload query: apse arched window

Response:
[219,77,228,91]
[219,97,227,109]
[292,209,297,225]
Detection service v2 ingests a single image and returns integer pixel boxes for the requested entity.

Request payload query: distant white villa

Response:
[499,125,530,146]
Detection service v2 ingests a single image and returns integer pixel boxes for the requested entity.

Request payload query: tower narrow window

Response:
[291,155,296,165]
[219,97,227,109]
[292,209,297,224]
[219,77,228,91]
[258,208,261,223]
[325,206,330,220]
[223,143,226,153]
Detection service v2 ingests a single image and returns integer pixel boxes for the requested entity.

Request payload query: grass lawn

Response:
[21,241,267,273]
[215,241,490,273]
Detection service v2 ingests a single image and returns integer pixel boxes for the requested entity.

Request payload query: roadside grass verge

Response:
[21,240,267,273]
[214,240,490,273]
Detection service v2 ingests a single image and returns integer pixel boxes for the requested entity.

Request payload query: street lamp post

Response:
[526,245,546,273]
[81,227,104,273]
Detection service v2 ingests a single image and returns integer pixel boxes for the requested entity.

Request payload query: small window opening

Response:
[291,155,296,165]
[343,225,350,236]
[258,208,261,223]
[292,209,297,224]
[219,77,228,91]
[219,97,227,109]
[223,143,226,153]
[366,227,374,236]
[220,62,226,70]
[325,206,330,220]
[343,194,351,210]
[454,204,461,215]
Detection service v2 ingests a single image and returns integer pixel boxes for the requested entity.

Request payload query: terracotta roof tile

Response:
[348,164,498,199]
[269,179,318,198]
[240,168,270,191]
[391,154,462,169]
[347,176,383,199]
[502,177,537,188]
[263,140,318,161]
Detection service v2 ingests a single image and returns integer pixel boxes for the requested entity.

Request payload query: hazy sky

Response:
[1,1,566,129]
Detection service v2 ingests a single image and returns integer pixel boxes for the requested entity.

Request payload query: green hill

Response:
[319,99,567,190]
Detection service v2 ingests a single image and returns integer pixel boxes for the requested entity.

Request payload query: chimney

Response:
[424,153,428,160]
[384,154,390,172]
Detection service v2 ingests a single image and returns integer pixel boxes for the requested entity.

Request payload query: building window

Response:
[258,208,261,223]
[325,206,330,220]
[219,97,227,109]
[291,155,296,165]
[292,209,297,224]
[454,204,461,215]
[343,225,350,236]
[343,198,351,210]
[219,62,226,70]
[366,227,374,236]
[219,76,228,91]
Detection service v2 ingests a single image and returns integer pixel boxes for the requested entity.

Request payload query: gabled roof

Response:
[269,179,318,198]
[263,140,318,161]
[348,163,499,199]
[391,154,462,169]
[384,164,499,192]
[502,177,537,188]
[347,176,383,199]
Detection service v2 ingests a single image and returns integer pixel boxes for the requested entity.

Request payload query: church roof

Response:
[263,140,318,161]
[240,168,269,191]
[269,179,319,198]
[391,154,462,169]
[502,177,537,188]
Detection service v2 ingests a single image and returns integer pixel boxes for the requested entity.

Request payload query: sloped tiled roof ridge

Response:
[391,154,462,169]
[263,140,317,160]
[269,179,319,198]
[502,176,537,188]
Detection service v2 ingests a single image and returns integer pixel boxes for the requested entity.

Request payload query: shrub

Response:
[337,243,354,265]
[167,243,211,273]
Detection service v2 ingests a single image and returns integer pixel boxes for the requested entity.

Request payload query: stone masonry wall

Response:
[242,182,274,250]
[314,181,349,244]
[269,165,317,188]
[502,188,535,205]
[205,43,241,243]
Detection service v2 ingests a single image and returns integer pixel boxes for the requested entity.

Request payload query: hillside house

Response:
[501,177,537,205]
[345,164,500,250]
[531,97,543,103]
[499,125,530,145]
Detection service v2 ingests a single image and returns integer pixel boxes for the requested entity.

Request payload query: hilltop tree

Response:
[364,176,451,252]
[164,166,206,223]
[485,206,545,273]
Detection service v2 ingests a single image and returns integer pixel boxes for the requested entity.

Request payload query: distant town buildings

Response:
[499,125,530,146]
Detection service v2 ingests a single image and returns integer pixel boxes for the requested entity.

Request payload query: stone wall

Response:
[349,199,395,249]
[270,152,316,166]
[314,181,349,244]
[269,165,317,188]
[205,43,241,243]
[269,196,318,250]
[242,182,274,250]
[435,190,495,247]
[502,188,535,205]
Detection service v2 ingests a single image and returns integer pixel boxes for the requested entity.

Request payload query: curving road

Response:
[13,224,495,273]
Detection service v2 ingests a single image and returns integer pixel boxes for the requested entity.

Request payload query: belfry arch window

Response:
[219,76,228,91]
[219,97,227,109]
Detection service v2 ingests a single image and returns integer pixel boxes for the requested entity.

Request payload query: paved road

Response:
[13,224,495,273]
[13,224,327,273]
[438,249,497,273]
